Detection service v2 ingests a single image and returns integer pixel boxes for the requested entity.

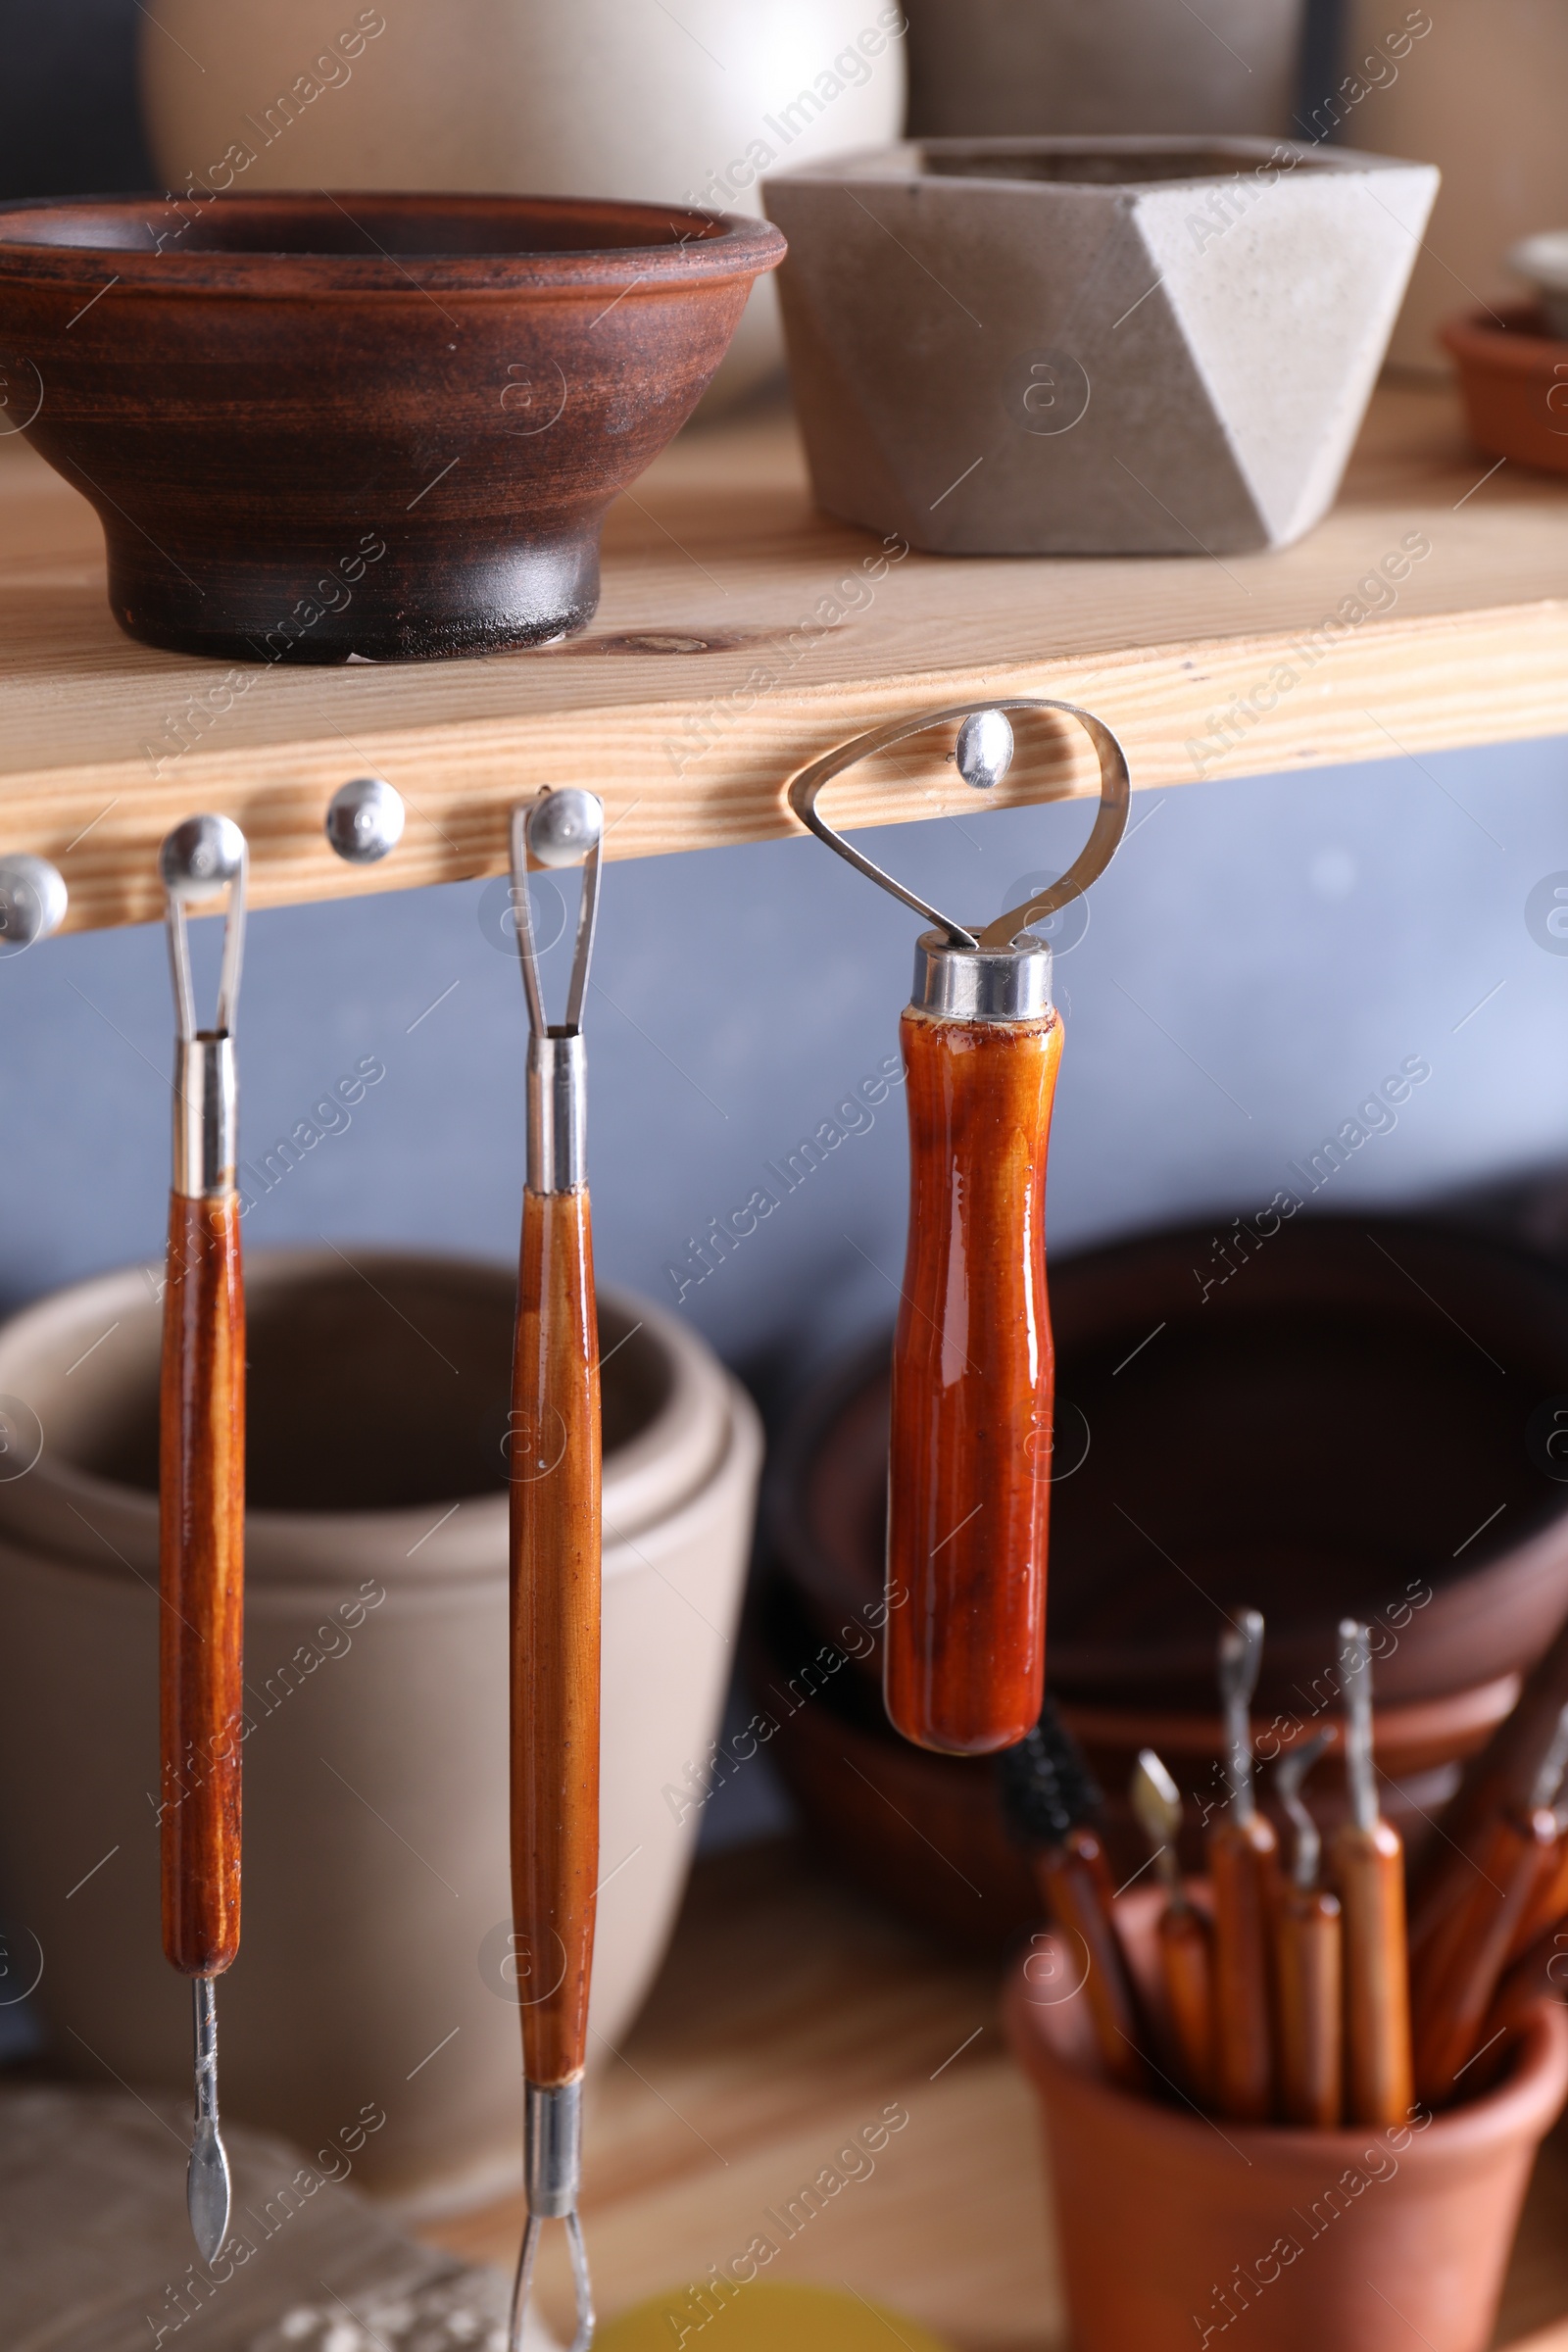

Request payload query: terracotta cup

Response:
[1005,1887,1568,2352]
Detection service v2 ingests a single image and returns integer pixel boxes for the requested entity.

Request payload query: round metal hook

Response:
[0,855,67,948]
[786,697,1131,951]
[325,775,405,864]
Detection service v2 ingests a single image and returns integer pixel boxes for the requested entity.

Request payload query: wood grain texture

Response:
[1208,1813,1279,2122]
[1033,1836,1147,2094]
[159,1189,244,1978]
[510,1185,600,2088]
[417,1838,1568,2352]
[1274,1886,1344,2130]
[1412,1807,1559,2106]
[886,1006,1062,1756]
[1156,1901,1215,2104]
[1334,1818,1414,2129]
[1,379,1566,932]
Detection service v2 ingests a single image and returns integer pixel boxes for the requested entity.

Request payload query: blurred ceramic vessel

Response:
[0,1250,761,2210]
[902,0,1305,139]
[137,0,906,407]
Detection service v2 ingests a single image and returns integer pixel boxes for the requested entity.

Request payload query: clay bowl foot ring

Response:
[0,191,784,662]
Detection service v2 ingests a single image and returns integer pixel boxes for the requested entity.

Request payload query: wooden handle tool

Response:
[1130,1747,1214,2102]
[158,815,247,2265]
[997,1703,1148,2090]
[1209,1609,1279,2121]
[1272,1731,1342,2128]
[1411,1700,1568,2106]
[508,791,604,2352]
[1331,1621,1413,2129]
[787,700,1129,1756]
[1503,1800,1568,1966]
[1409,1602,1568,1957]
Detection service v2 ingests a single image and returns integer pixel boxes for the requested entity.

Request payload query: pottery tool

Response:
[1504,1795,1568,1965]
[1411,1699,1568,2105]
[997,1700,1148,2091]
[789,701,1129,1755]
[1331,1620,1413,2129]
[1272,1731,1342,2129]
[158,814,248,2262]
[1208,1609,1278,2122]
[1128,1747,1214,2102]
[507,787,605,2352]
[1409,1602,1568,1957]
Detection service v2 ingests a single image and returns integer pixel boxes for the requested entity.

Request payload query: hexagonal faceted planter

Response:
[762,136,1438,556]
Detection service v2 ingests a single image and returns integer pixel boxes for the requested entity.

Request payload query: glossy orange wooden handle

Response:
[1505,1831,1568,1966]
[511,1186,601,2088]
[1157,1902,1215,2103]
[1334,1818,1413,2127]
[1035,1833,1148,2093]
[1275,1886,1343,2129]
[159,1190,244,1979]
[886,1006,1062,1756]
[1208,1814,1278,2121]
[1411,1806,1557,2105]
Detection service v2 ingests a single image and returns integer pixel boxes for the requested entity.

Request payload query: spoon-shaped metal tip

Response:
[187,1976,230,2264]
[955,709,1014,792]
[1129,1746,1184,1894]
[187,2113,232,2264]
[161,813,246,903]
[525,788,604,870]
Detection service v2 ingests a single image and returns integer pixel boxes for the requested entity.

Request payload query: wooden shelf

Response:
[421,1838,1568,2351]
[2,380,1566,933]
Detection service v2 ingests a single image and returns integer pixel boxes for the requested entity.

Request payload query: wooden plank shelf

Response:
[1,378,1565,934]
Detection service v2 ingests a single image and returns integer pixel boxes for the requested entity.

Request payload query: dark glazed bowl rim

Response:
[0,189,786,297]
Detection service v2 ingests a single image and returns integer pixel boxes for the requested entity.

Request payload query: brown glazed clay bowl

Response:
[0,191,784,661]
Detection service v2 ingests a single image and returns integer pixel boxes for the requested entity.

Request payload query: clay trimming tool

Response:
[158,813,248,2262]
[1129,1746,1214,2102]
[507,786,604,2352]
[1208,1608,1278,2121]
[1273,1730,1342,2129]
[788,700,1129,1756]
[1332,1619,1413,2127]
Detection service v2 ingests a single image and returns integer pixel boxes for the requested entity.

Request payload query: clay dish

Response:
[0,191,784,661]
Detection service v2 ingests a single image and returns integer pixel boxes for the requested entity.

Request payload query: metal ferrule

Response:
[910,931,1054,1024]
[524,2079,583,2218]
[173,1034,237,1200]
[526,1032,587,1195]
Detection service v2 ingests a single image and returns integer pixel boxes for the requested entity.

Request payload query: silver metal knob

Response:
[325,775,406,865]
[955,709,1014,792]
[161,813,245,904]
[0,855,67,947]
[525,788,604,870]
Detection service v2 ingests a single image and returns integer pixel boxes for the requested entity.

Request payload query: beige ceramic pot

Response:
[0,1250,760,2210]
[137,0,906,406]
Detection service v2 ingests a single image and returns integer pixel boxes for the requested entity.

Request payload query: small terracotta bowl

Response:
[0,191,784,661]
[1442,305,1568,478]
[1006,1886,1568,2352]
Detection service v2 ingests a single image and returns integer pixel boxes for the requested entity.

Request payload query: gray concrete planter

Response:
[763,136,1438,556]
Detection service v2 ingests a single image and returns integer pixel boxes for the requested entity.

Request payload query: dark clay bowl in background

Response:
[755,1215,1568,1949]
[0,192,784,662]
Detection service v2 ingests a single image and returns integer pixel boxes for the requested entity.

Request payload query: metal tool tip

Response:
[955,708,1013,792]
[325,775,405,865]
[0,854,68,948]
[1133,1746,1180,1811]
[525,788,604,869]
[161,814,245,901]
[187,2115,231,2264]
